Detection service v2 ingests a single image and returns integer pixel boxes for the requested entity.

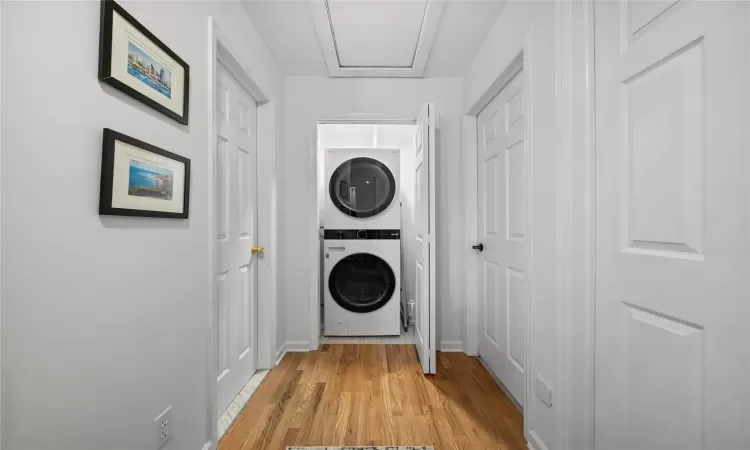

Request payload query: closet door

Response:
[595,2,750,448]
[215,62,259,416]
[476,71,527,407]
[414,103,436,374]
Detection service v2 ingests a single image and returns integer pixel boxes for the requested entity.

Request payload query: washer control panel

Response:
[323,229,400,240]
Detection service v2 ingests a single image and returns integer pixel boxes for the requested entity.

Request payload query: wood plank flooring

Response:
[218,345,525,450]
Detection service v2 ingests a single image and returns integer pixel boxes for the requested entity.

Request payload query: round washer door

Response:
[328,253,396,313]
[329,157,396,218]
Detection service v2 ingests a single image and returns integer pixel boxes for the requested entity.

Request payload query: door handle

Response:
[472,243,484,252]
[251,245,265,255]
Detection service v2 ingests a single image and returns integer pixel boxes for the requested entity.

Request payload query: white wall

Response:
[282,77,464,350]
[463,1,559,449]
[1,2,282,450]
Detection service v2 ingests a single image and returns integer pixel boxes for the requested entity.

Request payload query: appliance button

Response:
[356,230,368,239]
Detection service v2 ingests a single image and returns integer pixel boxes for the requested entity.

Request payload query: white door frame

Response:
[205,17,278,450]
[309,115,415,352]
[462,2,596,449]
[553,1,596,449]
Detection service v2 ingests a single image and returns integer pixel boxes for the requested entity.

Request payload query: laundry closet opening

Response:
[316,123,418,344]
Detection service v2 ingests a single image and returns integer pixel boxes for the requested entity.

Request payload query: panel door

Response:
[415,102,437,374]
[595,1,749,448]
[215,62,259,416]
[476,72,527,407]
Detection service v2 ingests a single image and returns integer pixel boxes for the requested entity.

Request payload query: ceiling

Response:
[241,0,507,78]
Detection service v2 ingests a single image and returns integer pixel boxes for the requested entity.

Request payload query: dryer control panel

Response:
[323,229,400,240]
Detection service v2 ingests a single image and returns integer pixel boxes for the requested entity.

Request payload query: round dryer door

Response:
[329,157,396,218]
[329,253,396,313]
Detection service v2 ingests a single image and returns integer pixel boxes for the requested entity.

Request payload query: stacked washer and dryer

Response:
[322,148,402,336]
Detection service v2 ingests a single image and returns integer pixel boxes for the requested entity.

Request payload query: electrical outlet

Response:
[154,405,173,449]
[535,374,553,407]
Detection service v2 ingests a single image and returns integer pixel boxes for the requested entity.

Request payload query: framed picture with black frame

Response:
[99,128,190,219]
[98,0,190,125]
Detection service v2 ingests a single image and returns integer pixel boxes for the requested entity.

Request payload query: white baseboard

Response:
[284,341,311,352]
[528,429,548,450]
[275,341,310,365]
[274,342,286,366]
[201,441,213,450]
[438,340,465,352]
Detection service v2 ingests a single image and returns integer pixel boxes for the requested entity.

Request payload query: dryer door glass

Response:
[329,157,396,218]
[329,253,396,313]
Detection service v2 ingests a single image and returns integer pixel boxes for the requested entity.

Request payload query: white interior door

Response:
[310,128,320,350]
[595,1,749,448]
[414,103,436,374]
[476,72,526,407]
[215,62,259,416]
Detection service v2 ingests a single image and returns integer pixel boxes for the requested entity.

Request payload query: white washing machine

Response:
[323,148,400,230]
[323,229,401,336]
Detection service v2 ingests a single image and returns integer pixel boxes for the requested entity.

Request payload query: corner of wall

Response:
[274,342,286,366]
[285,341,311,353]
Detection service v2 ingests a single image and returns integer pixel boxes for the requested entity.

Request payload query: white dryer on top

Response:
[323,148,400,230]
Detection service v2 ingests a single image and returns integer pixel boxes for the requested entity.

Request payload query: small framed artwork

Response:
[99,128,190,219]
[98,0,190,125]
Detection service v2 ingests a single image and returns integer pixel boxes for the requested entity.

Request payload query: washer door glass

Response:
[329,157,396,218]
[329,253,396,313]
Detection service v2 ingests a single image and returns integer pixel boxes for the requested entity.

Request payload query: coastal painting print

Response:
[127,41,172,99]
[128,159,174,200]
[99,0,190,124]
[100,128,191,219]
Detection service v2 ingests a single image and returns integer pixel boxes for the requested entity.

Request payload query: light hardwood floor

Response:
[218,344,525,449]
[218,369,270,438]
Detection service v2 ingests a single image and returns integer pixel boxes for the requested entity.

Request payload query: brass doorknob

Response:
[251,245,265,255]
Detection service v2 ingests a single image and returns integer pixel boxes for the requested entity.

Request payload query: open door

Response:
[309,127,320,352]
[414,103,437,374]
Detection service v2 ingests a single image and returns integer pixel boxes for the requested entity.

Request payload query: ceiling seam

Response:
[324,0,344,68]
[409,0,430,67]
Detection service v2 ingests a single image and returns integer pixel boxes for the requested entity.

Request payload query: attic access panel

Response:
[310,0,445,77]
[328,0,426,68]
